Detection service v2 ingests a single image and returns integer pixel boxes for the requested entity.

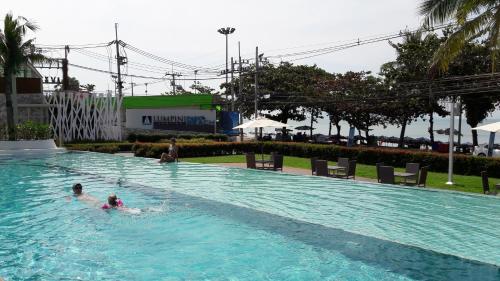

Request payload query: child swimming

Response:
[102,194,141,214]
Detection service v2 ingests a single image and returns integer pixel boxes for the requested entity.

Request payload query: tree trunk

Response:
[365,130,370,145]
[309,112,314,138]
[5,73,16,140]
[471,128,478,146]
[428,112,434,145]
[336,124,341,138]
[328,116,332,137]
[398,118,407,148]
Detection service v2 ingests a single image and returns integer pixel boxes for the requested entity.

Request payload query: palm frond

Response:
[431,9,494,71]
[419,0,463,26]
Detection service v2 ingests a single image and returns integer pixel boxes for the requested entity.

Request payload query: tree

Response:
[447,41,500,145]
[233,61,330,133]
[380,30,447,147]
[0,13,45,140]
[419,0,500,71]
[318,71,387,144]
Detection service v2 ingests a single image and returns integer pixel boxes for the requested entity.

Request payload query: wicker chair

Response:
[379,166,395,184]
[245,153,256,169]
[315,160,329,177]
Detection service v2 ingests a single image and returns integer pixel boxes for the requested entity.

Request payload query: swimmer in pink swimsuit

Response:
[102,194,123,209]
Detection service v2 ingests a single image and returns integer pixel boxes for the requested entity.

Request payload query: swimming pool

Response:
[0,151,499,280]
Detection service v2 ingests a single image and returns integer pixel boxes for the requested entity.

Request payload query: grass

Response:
[181,154,499,194]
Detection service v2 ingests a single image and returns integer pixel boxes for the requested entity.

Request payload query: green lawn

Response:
[181,154,498,194]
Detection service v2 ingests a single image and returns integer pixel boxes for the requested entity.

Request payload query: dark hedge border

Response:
[131,141,500,178]
[126,133,228,143]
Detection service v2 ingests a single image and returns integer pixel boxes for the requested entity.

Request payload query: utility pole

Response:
[167,72,182,95]
[217,27,235,109]
[62,45,69,91]
[238,42,243,141]
[230,57,235,111]
[194,70,198,94]
[130,82,136,97]
[114,23,124,140]
[145,83,148,96]
[254,46,259,139]
[446,98,455,185]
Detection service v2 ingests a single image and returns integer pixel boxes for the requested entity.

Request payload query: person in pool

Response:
[159,138,178,163]
[68,183,100,204]
[102,194,140,214]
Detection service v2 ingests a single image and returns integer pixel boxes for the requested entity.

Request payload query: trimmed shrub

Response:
[132,141,500,177]
[127,133,228,143]
[65,143,133,154]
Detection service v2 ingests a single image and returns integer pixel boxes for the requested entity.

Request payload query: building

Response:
[0,64,47,126]
[124,94,219,134]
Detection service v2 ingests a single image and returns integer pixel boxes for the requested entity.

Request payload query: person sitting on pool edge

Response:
[159,138,178,163]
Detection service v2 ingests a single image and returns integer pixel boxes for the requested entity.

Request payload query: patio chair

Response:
[481,171,498,195]
[311,157,318,175]
[405,163,420,184]
[379,166,395,184]
[376,162,385,183]
[315,160,329,177]
[417,166,428,187]
[337,157,349,168]
[245,153,256,169]
[336,160,356,179]
[272,154,284,172]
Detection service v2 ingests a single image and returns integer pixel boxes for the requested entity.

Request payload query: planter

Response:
[0,139,58,150]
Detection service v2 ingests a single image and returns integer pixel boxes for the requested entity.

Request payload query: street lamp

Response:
[217,27,235,108]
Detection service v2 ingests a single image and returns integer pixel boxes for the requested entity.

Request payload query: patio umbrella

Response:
[233,117,288,158]
[233,117,288,129]
[472,122,500,156]
[295,125,315,131]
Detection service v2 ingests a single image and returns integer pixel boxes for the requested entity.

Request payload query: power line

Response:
[68,63,225,81]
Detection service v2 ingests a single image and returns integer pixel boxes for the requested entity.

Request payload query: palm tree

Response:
[419,0,500,72]
[0,13,45,140]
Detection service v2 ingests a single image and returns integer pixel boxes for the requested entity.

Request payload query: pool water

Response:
[0,151,499,280]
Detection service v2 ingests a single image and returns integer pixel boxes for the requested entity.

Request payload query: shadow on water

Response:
[12,159,500,281]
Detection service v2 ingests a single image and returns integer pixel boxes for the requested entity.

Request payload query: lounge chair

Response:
[376,162,385,183]
[417,166,428,187]
[245,153,256,169]
[336,160,356,179]
[379,166,395,184]
[405,163,420,184]
[311,157,318,175]
[315,160,330,177]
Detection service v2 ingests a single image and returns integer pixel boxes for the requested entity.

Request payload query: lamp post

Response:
[217,27,235,109]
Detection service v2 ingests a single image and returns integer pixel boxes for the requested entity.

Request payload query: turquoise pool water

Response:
[0,151,499,280]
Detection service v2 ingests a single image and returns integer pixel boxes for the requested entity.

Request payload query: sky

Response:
[3,0,425,95]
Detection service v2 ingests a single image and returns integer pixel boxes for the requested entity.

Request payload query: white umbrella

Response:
[233,117,288,159]
[472,122,500,132]
[233,117,288,129]
[472,122,500,157]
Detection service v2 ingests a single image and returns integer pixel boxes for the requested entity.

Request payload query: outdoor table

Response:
[328,165,346,176]
[394,172,416,185]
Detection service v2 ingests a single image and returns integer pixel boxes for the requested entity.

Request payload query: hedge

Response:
[65,143,134,154]
[132,141,500,178]
[126,133,228,143]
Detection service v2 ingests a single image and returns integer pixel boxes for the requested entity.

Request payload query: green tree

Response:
[419,0,500,71]
[447,41,500,145]
[380,30,447,147]
[234,61,329,132]
[0,13,45,140]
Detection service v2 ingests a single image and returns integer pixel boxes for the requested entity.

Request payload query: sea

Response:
[255,112,500,145]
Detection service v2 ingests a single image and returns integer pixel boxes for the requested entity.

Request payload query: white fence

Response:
[44,91,123,142]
